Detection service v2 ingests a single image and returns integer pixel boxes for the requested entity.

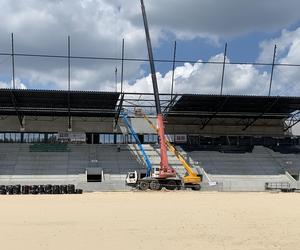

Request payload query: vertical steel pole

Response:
[11,33,15,89]
[67,36,71,130]
[120,38,125,93]
[220,43,227,95]
[268,44,277,96]
[115,67,118,92]
[68,36,71,91]
[171,40,177,100]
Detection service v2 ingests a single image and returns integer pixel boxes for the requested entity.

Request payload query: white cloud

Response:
[258,28,300,96]
[0,78,27,89]
[124,26,300,97]
[123,54,270,95]
[0,0,148,90]
[258,28,300,62]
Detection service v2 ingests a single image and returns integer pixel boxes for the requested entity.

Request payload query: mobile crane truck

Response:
[142,114,202,190]
[122,110,181,190]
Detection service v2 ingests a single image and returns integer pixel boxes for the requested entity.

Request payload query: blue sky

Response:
[0,0,300,96]
[151,19,300,74]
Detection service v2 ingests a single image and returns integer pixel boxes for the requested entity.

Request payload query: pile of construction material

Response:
[0,184,83,195]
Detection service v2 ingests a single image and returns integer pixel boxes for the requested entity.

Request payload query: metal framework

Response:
[0,89,300,131]
[200,96,229,129]
[114,93,125,128]
[0,89,119,117]
[242,97,279,131]
[284,111,300,132]
[8,90,23,128]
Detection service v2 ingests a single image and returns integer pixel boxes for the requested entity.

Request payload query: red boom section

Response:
[157,114,176,178]
[140,0,176,179]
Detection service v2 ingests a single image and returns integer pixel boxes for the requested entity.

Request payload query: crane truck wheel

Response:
[191,185,201,191]
[149,180,161,191]
[165,180,177,190]
[139,181,149,191]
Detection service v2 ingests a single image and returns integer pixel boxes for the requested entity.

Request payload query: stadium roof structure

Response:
[165,94,300,131]
[1,89,300,131]
[0,88,120,119]
[167,94,300,119]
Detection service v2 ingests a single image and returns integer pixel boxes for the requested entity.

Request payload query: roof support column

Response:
[114,93,125,129]
[242,97,279,131]
[67,36,72,131]
[9,90,24,129]
[201,96,229,129]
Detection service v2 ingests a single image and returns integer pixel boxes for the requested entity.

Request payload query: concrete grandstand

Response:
[1,88,300,191]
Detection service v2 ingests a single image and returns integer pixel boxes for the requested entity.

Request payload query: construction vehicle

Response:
[125,0,182,191]
[142,114,201,190]
[122,111,181,190]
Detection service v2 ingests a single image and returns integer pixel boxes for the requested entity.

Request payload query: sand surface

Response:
[0,191,300,250]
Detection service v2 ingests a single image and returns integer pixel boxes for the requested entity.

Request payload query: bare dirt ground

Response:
[0,191,299,250]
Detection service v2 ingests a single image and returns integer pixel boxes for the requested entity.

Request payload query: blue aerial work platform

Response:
[120,111,152,177]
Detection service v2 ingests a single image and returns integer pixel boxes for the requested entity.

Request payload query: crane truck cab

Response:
[126,170,182,191]
[126,171,139,185]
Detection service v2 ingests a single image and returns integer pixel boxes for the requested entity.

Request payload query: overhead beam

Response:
[201,96,229,129]
[283,111,300,132]
[9,90,24,128]
[114,93,125,129]
[242,97,279,131]
[163,94,178,116]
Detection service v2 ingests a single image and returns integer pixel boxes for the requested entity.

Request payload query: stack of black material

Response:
[21,185,30,194]
[29,185,39,195]
[53,185,61,194]
[61,185,68,194]
[67,184,75,194]
[0,185,6,195]
[0,184,83,195]
[45,184,53,194]
[13,185,21,194]
[38,185,45,194]
[6,185,14,195]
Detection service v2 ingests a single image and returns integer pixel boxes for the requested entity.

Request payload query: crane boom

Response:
[140,0,175,178]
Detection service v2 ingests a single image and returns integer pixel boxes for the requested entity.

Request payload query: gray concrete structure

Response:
[184,146,300,191]
[0,115,290,136]
[0,143,300,191]
[0,144,142,191]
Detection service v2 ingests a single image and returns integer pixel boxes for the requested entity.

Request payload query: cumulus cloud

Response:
[258,28,300,96]
[0,0,147,90]
[123,26,300,97]
[124,54,270,95]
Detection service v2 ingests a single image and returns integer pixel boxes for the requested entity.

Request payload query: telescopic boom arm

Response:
[140,0,175,178]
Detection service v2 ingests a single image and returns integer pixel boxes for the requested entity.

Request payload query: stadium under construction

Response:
[0,88,300,192]
[1,0,300,194]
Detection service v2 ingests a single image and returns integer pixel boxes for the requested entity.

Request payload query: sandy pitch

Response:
[0,191,299,250]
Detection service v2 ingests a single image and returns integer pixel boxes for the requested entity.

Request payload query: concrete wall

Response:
[0,116,114,133]
[210,175,290,192]
[166,117,288,136]
[0,115,288,136]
